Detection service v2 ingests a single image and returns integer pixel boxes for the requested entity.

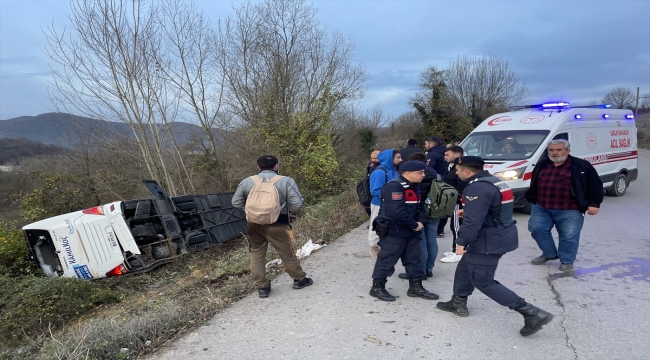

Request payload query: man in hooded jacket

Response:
[368,149,401,258]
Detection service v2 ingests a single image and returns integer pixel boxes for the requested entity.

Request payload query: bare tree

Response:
[45,0,184,195]
[603,87,636,109]
[216,0,368,127]
[156,0,229,157]
[445,53,529,127]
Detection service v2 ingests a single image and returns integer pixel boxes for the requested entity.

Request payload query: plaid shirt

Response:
[536,157,579,210]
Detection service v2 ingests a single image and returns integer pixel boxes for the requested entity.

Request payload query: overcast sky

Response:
[1,0,649,120]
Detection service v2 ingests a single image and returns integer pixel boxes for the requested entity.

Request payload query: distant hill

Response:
[0,137,66,165]
[0,113,209,149]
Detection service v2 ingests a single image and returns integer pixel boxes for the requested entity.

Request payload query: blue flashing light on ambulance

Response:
[460,102,638,213]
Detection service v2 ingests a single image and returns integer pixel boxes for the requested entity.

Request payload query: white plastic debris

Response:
[265,240,324,269]
[295,239,324,259]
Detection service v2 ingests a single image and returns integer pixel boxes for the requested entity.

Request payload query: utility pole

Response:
[635,87,639,118]
[635,87,650,127]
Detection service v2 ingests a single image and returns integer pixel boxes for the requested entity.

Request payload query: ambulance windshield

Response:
[461,130,550,160]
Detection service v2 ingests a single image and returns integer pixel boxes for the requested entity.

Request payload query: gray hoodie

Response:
[232,170,304,224]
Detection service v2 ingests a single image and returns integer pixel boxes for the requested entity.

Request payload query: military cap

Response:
[457,156,485,167]
[399,160,426,171]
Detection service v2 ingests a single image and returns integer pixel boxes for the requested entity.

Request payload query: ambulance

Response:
[460,102,638,213]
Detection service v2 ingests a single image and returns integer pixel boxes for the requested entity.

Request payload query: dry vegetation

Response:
[1,186,367,360]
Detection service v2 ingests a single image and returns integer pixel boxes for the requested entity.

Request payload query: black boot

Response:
[369,279,396,302]
[406,277,439,300]
[436,295,469,317]
[398,272,427,280]
[516,303,554,336]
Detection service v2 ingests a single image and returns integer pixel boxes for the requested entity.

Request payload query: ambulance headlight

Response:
[493,167,526,181]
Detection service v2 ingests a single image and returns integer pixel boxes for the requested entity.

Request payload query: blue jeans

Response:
[528,204,585,264]
[419,217,440,272]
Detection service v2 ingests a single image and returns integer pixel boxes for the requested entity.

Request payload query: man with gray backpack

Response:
[232,155,313,298]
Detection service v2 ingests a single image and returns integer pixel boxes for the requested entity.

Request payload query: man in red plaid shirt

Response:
[525,139,603,271]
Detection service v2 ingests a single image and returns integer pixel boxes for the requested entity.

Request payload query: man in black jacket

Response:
[440,146,468,263]
[525,139,603,271]
[425,136,448,177]
[399,139,424,162]
[436,156,554,337]
[397,153,439,280]
[369,161,440,302]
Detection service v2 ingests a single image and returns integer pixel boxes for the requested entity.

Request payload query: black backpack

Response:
[356,166,387,206]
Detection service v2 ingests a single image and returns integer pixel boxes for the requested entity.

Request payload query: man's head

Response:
[409,152,427,163]
[257,155,279,171]
[392,150,402,166]
[424,136,442,150]
[407,139,417,146]
[455,156,485,181]
[444,146,464,163]
[399,161,426,183]
[370,150,380,163]
[503,142,514,152]
[547,139,571,164]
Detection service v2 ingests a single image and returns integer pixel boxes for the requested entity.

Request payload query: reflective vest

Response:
[468,175,515,227]
[379,179,420,222]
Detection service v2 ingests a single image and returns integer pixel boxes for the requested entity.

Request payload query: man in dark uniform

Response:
[436,156,554,337]
[369,161,440,302]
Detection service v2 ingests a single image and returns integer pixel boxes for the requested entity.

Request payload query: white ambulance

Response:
[460,102,638,213]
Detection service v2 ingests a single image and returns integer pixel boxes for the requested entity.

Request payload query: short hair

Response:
[548,139,571,150]
[407,138,417,146]
[409,152,427,163]
[457,164,483,174]
[257,155,278,170]
[393,149,401,159]
[426,136,442,146]
[445,145,464,155]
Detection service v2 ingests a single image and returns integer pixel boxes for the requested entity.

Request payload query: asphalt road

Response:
[149,150,650,360]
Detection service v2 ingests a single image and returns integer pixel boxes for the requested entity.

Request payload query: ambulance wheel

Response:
[521,201,532,214]
[607,173,627,197]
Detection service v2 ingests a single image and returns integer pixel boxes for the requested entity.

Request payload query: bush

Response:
[0,224,37,277]
[0,276,123,348]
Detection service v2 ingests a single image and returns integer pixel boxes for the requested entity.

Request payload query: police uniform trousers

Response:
[453,252,526,310]
[372,232,425,280]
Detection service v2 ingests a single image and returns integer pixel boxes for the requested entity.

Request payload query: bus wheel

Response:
[606,173,627,197]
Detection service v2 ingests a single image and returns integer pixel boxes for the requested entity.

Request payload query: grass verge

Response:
[0,185,367,360]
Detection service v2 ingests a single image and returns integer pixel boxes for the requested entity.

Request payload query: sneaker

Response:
[559,263,574,272]
[292,277,313,289]
[443,252,454,257]
[426,270,433,278]
[397,273,409,279]
[440,254,462,263]
[437,232,445,237]
[531,255,559,265]
[370,245,380,259]
[258,283,271,298]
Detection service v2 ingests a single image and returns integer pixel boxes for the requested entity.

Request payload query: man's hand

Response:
[456,245,466,255]
[456,209,465,218]
[414,222,424,231]
[587,206,599,215]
